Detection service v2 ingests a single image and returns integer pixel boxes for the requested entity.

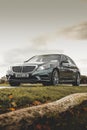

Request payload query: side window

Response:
[60,55,68,62]
[67,57,76,66]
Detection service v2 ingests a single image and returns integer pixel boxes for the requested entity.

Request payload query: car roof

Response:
[35,54,62,56]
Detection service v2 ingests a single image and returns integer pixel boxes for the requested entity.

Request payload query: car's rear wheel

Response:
[9,82,20,87]
[72,73,80,86]
[51,69,59,86]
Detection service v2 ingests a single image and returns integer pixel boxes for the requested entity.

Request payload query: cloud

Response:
[32,32,57,47]
[3,30,64,65]
[59,22,87,40]
[32,22,87,49]
[3,21,87,67]
[3,21,87,68]
[2,21,87,77]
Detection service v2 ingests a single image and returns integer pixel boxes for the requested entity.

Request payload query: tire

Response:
[72,73,80,86]
[51,69,59,86]
[42,82,51,86]
[9,82,20,87]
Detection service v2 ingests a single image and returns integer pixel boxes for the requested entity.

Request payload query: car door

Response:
[67,56,77,80]
[59,55,72,81]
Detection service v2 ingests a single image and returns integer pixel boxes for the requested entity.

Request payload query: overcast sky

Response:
[0,0,87,77]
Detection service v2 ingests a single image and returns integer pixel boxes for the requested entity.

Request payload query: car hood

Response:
[23,62,45,66]
[12,61,59,67]
[12,62,45,67]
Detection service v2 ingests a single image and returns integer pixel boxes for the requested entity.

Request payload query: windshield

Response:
[26,55,60,63]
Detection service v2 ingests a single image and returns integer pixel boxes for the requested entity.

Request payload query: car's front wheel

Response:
[42,69,59,86]
[51,69,59,86]
[9,82,20,87]
[72,73,80,86]
[42,82,51,86]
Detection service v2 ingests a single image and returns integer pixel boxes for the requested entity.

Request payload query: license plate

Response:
[15,73,29,78]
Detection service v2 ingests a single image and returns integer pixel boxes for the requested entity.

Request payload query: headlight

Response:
[37,64,50,71]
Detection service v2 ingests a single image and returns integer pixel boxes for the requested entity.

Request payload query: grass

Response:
[0,84,87,129]
[0,83,9,86]
[0,84,87,114]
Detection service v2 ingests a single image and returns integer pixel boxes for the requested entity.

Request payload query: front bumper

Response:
[6,69,52,83]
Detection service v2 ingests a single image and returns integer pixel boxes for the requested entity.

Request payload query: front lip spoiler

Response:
[8,78,50,83]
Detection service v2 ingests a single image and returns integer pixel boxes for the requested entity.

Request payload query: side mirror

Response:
[61,61,69,67]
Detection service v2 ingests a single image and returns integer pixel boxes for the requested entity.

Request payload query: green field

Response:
[0,84,87,114]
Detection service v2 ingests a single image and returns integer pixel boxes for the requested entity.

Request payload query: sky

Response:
[0,0,87,77]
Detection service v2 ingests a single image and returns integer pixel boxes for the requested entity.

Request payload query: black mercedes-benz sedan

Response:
[6,54,80,86]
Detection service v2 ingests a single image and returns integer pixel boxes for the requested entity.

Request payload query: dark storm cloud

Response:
[59,22,87,40]
[32,21,87,47]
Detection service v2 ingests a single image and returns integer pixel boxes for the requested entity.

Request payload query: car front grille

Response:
[22,66,36,73]
[12,66,36,73]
